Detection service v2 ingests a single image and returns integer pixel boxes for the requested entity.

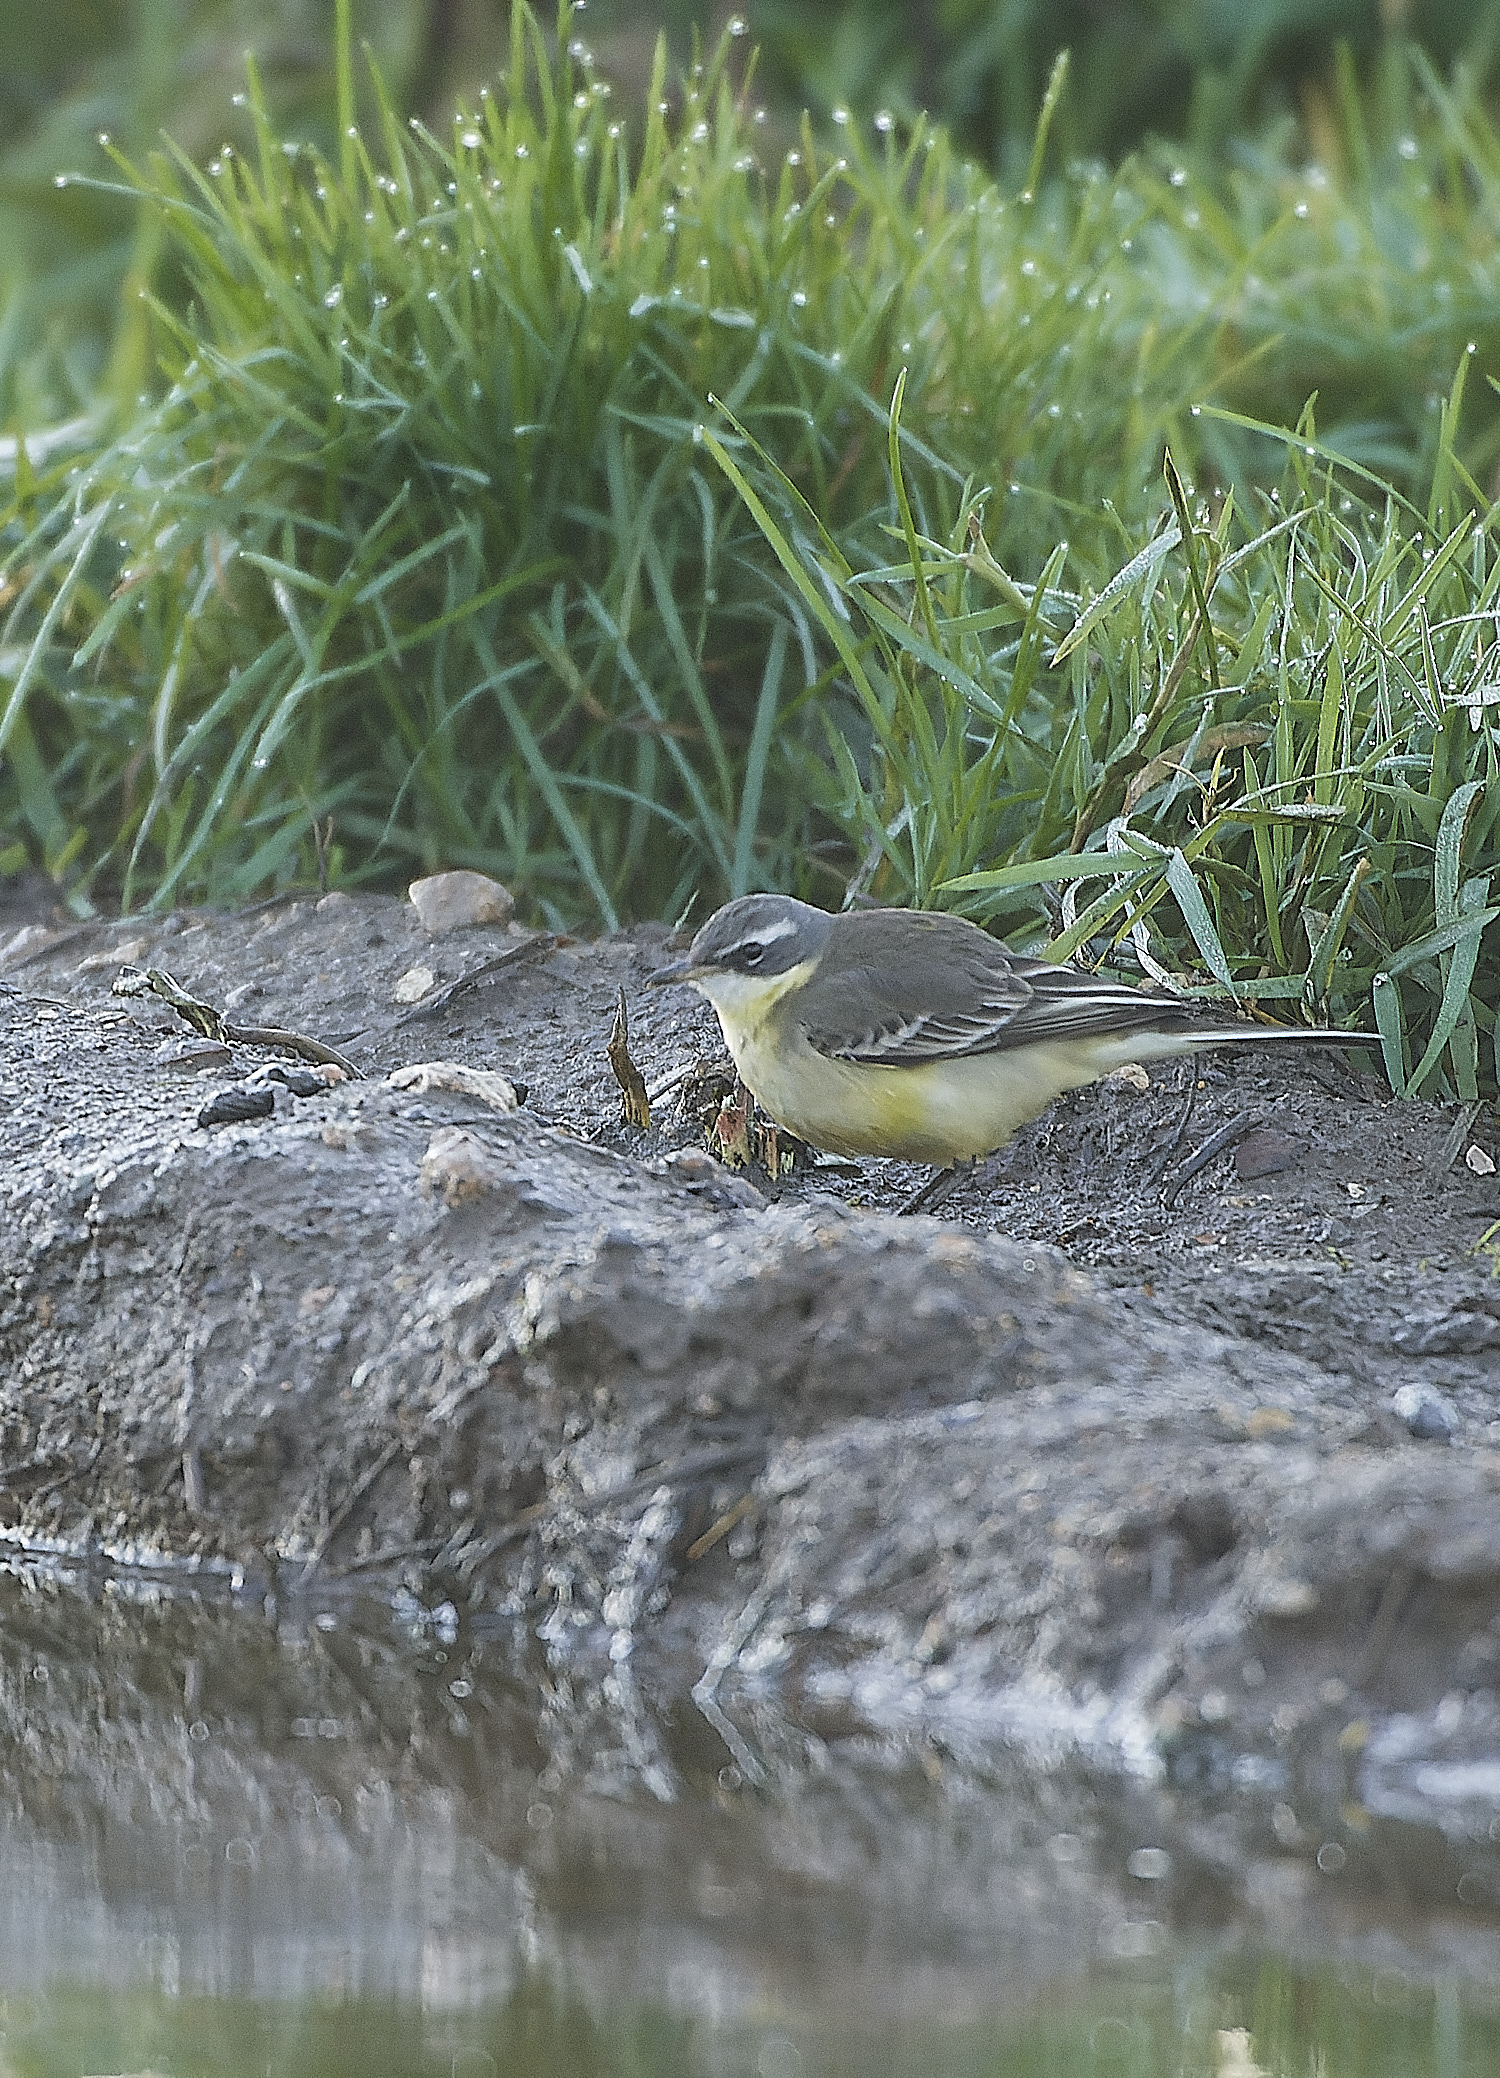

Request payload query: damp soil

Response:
[3,879,1500,1978]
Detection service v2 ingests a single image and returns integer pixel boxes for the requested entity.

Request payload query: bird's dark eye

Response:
[740,941,765,968]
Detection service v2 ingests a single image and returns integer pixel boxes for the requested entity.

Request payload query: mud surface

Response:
[3,884,1500,1953]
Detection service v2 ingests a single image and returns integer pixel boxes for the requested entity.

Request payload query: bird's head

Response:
[647,894,833,1011]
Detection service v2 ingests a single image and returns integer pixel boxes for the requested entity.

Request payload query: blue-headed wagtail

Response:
[648,893,1378,1164]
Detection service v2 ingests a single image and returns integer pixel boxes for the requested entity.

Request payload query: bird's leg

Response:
[897,1155,978,1217]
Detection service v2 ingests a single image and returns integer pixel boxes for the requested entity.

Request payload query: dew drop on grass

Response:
[875,110,893,133]
[1190,404,1201,416]
[729,15,747,32]
[1294,201,1309,217]
[54,175,68,188]
[460,131,481,148]
[832,107,850,126]
[1170,167,1187,186]
[515,143,529,158]
[791,290,806,306]
[1398,136,1419,159]
[691,122,709,142]
[232,92,246,107]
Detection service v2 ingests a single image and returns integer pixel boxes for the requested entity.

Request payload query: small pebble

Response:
[1391,1382,1456,1441]
[409,869,514,934]
[393,964,436,1004]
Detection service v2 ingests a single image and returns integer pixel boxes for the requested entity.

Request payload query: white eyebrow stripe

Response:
[724,916,799,955]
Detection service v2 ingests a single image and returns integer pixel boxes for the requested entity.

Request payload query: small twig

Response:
[225,1023,358,1073]
[113,966,361,1076]
[299,1436,404,1581]
[1161,1109,1262,1208]
[31,1433,104,1503]
[1139,1080,1197,1188]
[1434,1100,1482,1175]
[0,1450,72,1493]
[646,1060,699,1106]
[327,1448,766,1582]
[395,932,557,1023]
[687,1492,756,1563]
[332,1538,444,1576]
[580,1442,766,1514]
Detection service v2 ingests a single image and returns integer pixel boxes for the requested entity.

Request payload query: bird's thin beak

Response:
[645,954,695,987]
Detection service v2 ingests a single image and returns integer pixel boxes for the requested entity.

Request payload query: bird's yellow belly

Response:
[726,1021,1114,1164]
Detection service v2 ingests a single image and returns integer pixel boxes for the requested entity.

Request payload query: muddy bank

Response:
[2,889,1499,1856]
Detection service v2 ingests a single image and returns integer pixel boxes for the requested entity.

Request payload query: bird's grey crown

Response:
[688,893,833,977]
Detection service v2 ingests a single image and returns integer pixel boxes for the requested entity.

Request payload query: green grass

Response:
[1,2,1498,1093]
[712,383,1500,1097]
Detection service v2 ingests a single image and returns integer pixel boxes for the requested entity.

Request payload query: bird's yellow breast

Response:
[693,965,1136,1163]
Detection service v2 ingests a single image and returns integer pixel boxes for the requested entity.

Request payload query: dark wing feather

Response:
[798,909,1207,1065]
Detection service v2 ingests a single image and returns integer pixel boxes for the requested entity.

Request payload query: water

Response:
[4,1963,1498,2077]
[0,1558,1497,2077]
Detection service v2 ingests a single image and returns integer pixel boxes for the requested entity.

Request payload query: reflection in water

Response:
[0,1558,1495,2075]
[1,1966,1497,2078]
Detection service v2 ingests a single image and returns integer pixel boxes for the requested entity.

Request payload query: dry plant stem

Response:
[607,987,651,1128]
